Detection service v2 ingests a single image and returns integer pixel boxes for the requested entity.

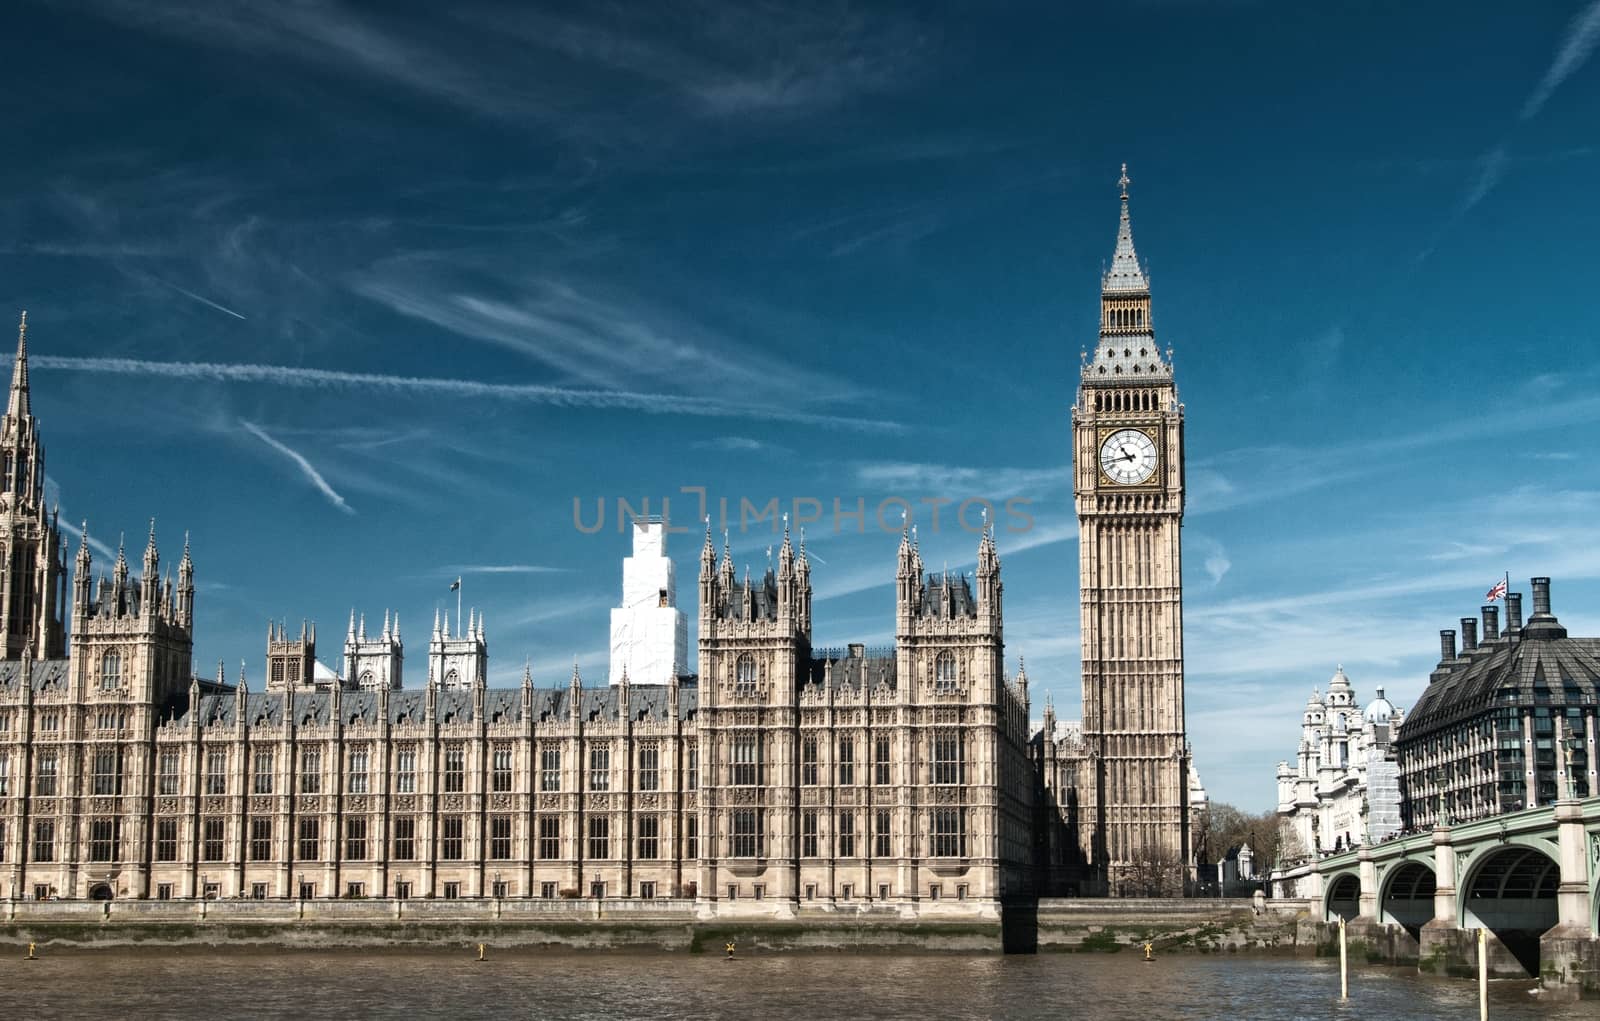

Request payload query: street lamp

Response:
[1560,734,1581,801]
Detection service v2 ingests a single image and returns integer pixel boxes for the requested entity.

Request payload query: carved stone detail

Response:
[441,794,464,811]
[157,797,180,814]
[204,796,227,814]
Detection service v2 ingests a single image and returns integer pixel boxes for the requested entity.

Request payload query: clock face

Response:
[1100,428,1158,485]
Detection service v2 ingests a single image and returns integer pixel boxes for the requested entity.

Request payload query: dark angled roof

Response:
[166,682,699,728]
[806,647,897,693]
[718,568,779,621]
[919,571,976,619]
[0,659,71,694]
[1400,608,1600,741]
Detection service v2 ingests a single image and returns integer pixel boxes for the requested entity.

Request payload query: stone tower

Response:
[429,606,486,689]
[0,312,67,659]
[344,609,403,690]
[1072,167,1190,890]
[696,518,811,903]
[266,619,317,691]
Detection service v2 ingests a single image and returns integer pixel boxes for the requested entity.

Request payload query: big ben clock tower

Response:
[1073,167,1190,891]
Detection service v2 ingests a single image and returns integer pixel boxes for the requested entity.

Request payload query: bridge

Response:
[1283,795,1600,993]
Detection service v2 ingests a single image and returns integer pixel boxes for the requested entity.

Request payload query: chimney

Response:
[1531,577,1553,618]
[1439,629,1457,661]
[1460,617,1477,651]
[1481,605,1499,642]
[1506,592,1523,635]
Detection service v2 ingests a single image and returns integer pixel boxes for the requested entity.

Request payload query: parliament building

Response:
[0,177,1191,910]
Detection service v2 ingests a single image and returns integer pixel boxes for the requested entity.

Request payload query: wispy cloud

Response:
[351,270,872,407]
[240,420,355,516]
[32,355,906,433]
[451,564,571,576]
[693,436,788,455]
[57,517,118,562]
[152,277,247,320]
[1521,0,1600,120]
[478,3,929,118]
[1192,534,1232,586]
[1458,144,1508,215]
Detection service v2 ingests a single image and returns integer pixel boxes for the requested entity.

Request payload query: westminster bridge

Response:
[1284,795,1600,992]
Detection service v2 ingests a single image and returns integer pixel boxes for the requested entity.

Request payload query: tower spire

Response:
[7,310,29,419]
[1087,164,1167,382]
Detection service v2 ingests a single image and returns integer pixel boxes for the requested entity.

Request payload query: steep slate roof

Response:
[919,571,977,619]
[806,648,897,693]
[165,682,699,728]
[718,568,779,620]
[0,659,71,694]
[1400,610,1600,740]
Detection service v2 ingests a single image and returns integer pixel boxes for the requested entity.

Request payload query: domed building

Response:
[1274,666,1404,868]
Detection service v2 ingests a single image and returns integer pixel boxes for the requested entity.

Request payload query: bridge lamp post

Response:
[1559,735,1581,801]
[1428,767,1451,826]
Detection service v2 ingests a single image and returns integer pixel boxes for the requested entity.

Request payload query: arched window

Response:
[934,652,957,693]
[359,670,374,689]
[734,655,758,697]
[100,651,122,691]
[444,669,460,688]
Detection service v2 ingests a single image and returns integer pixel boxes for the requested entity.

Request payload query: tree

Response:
[1197,802,1282,868]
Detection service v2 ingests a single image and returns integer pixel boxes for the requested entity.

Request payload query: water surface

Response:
[0,949,1581,1019]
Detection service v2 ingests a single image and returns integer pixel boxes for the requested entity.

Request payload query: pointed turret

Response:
[141,519,161,611]
[73,522,93,616]
[7,311,29,420]
[112,532,129,609]
[568,657,583,721]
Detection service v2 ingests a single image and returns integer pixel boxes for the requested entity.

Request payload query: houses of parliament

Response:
[0,178,1194,910]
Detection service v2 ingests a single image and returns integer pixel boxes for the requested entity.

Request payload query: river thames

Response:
[0,950,1586,1019]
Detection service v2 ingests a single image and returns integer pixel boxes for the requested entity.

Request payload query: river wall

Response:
[0,897,1316,954]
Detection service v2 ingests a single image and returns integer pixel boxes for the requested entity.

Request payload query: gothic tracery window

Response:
[734,654,758,697]
[934,651,957,693]
[100,651,122,691]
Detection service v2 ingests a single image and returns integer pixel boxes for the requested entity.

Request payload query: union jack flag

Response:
[1485,578,1508,601]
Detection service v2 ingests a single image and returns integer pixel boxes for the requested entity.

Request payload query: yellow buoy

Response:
[724,941,736,960]
[1143,941,1154,962]
[26,942,37,961]
[477,943,486,962]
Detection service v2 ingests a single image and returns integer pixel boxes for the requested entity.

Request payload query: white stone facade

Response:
[608,521,687,687]
[1274,666,1404,864]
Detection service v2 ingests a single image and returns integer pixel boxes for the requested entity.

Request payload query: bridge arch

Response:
[1325,872,1360,922]
[1378,860,1435,940]
[1458,844,1559,978]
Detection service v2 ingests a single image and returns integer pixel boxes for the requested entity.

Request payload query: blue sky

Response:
[3,1,1599,810]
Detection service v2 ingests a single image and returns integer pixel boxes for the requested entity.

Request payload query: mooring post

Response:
[1338,916,1348,1001]
[1477,927,1487,1021]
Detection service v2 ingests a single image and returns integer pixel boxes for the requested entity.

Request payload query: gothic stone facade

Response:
[0,313,1033,909]
[0,532,1032,909]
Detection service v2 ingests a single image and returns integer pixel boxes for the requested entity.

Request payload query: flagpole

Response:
[457,577,463,637]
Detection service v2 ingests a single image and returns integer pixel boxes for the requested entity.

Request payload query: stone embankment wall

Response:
[1,897,1316,954]
[1032,898,1311,953]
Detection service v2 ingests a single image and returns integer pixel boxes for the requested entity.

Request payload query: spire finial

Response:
[1119,162,1129,200]
[8,310,30,419]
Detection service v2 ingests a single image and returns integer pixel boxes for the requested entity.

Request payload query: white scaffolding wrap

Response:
[608,521,687,686]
